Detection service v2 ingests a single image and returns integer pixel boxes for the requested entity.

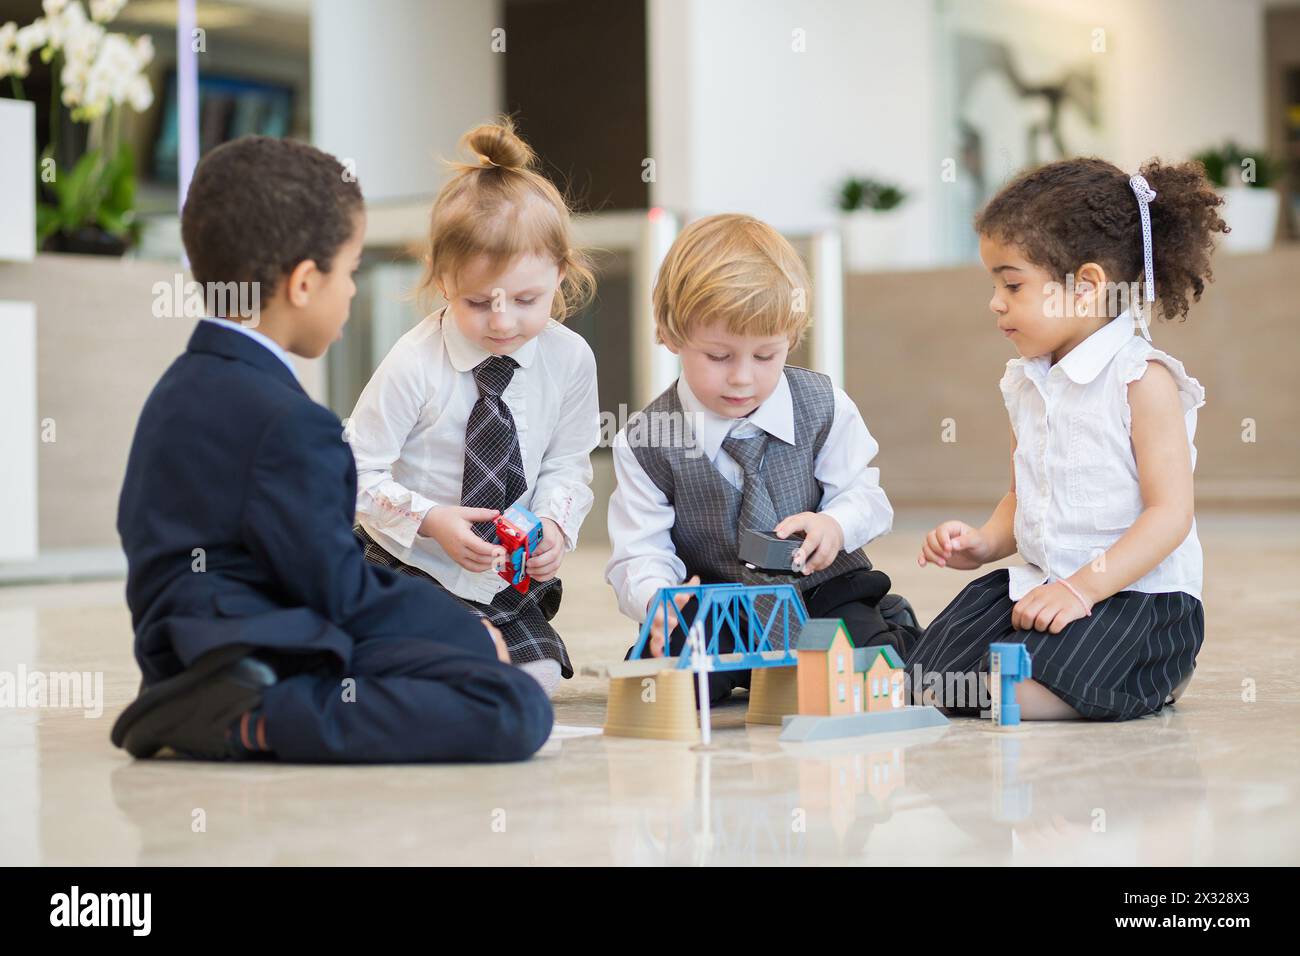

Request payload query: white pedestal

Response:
[1,98,38,562]
[0,99,36,262]
[0,301,37,562]
[1218,186,1281,253]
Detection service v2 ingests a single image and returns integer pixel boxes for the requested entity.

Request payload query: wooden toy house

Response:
[854,645,905,712]
[796,619,907,717]
[796,619,860,716]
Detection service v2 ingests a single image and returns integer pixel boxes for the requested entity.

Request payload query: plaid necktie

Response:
[721,430,778,533]
[461,355,528,541]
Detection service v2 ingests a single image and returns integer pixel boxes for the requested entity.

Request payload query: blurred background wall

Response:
[1,0,1297,577]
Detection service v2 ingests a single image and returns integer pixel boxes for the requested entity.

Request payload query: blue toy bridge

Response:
[630,583,808,672]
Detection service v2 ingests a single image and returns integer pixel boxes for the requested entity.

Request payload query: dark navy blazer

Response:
[117,321,490,685]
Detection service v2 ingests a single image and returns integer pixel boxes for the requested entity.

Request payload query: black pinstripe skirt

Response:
[907,569,1203,721]
[353,526,572,679]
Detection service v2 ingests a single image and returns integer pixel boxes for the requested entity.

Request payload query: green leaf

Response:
[837,176,907,212]
[59,150,122,231]
[36,202,62,246]
[56,151,98,224]
[875,185,905,211]
[1192,149,1227,188]
[35,142,139,248]
[1193,142,1278,190]
[103,144,136,216]
[838,179,866,211]
[96,208,129,237]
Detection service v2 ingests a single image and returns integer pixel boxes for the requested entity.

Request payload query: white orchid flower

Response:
[7,0,154,118]
[0,22,19,80]
[89,0,128,25]
[16,20,50,58]
[126,72,152,111]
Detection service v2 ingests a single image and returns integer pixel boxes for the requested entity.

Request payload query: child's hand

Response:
[918,520,989,570]
[646,575,700,657]
[419,506,508,573]
[525,518,565,582]
[481,618,511,663]
[774,512,844,575]
[1012,581,1090,634]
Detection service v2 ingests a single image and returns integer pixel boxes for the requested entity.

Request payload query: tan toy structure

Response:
[582,650,795,742]
[746,666,799,725]
[585,611,945,743]
[602,664,698,741]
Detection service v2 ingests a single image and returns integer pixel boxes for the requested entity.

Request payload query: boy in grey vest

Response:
[605,214,919,703]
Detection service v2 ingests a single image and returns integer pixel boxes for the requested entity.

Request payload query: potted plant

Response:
[1192,141,1281,253]
[0,0,154,256]
[836,176,908,272]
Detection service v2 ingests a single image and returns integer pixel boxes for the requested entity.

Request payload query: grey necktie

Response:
[461,355,527,541]
[721,430,778,533]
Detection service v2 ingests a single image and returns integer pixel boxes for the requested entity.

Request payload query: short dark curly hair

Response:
[975,156,1229,322]
[181,136,363,302]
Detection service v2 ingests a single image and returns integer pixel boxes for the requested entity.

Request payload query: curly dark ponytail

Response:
[1140,159,1230,320]
[975,156,1229,322]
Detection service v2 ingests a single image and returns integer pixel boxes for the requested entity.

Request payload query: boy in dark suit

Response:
[111,136,552,762]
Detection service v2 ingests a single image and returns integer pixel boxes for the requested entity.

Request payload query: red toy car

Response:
[494,504,545,594]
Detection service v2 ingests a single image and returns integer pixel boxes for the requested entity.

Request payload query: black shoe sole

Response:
[110,644,273,759]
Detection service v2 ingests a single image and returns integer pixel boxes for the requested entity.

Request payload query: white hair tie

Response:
[1129,174,1157,340]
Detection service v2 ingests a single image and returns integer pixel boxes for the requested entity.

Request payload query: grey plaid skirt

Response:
[354,526,572,678]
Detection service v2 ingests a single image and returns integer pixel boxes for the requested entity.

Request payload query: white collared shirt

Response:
[1001,310,1205,601]
[201,316,297,377]
[605,373,894,623]
[349,309,599,604]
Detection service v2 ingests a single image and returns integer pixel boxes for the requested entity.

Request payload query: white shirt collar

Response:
[201,316,297,378]
[675,371,796,460]
[1025,310,1137,386]
[439,306,540,373]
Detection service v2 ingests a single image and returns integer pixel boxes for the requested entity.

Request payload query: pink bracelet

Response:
[1058,579,1093,617]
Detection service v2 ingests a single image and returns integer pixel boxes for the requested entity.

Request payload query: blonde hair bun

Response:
[418,116,596,321]
[462,118,534,173]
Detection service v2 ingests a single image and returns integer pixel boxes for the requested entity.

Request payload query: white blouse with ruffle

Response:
[999,311,1205,602]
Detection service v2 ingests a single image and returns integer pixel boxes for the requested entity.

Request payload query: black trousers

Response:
[804,568,919,655]
[626,568,921,704]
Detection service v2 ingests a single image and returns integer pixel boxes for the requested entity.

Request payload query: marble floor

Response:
[1,509,1297,866]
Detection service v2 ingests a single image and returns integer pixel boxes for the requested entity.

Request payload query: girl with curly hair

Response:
[912,156,1228,721]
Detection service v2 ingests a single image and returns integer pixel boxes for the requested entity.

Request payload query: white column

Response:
[0,302,37,562]
[644,0,937,399]
[0,99,35,261]
[808,229,844,388]
[646,0,938,246]
[176,0,199,212]
[310,0,503,203]
[646,0,698,217]
[632,209,680,407]
[0,99,37,564]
